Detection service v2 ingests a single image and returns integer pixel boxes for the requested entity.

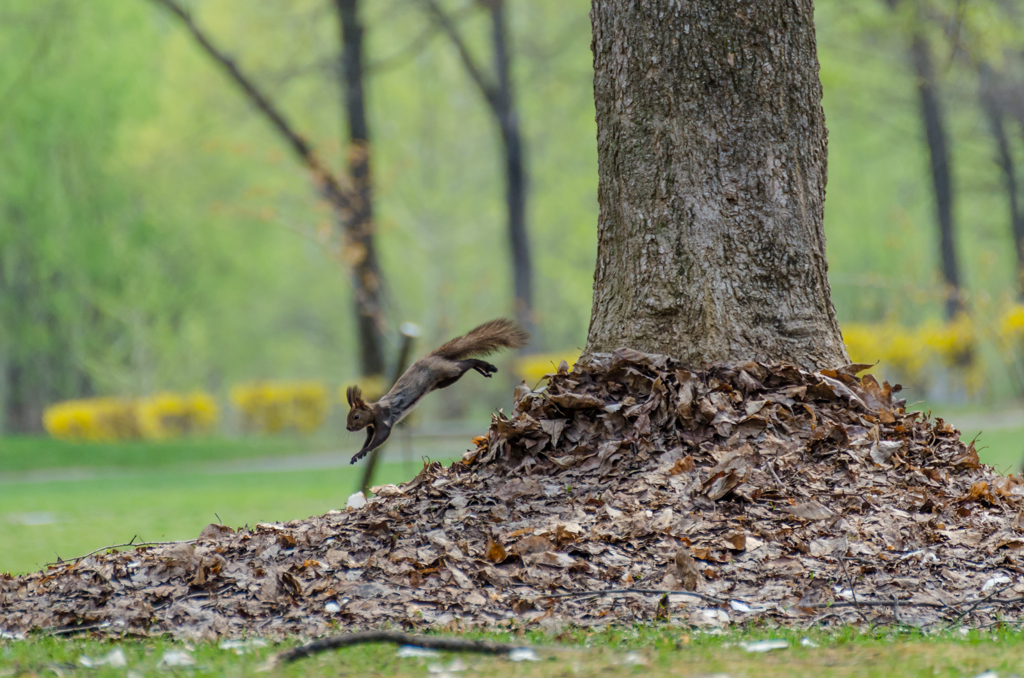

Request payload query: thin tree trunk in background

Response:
[335,0,386,376]
[418,0,535,343]
[4,365,29,433]
[979,64,1024,299]
[908,31,962,319]
[149,0,388,378]
[488,0,534,340]
[585,0,848,370]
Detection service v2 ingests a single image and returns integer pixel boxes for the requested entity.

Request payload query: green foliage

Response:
[5,0,1024,429]
[0,1,159,410]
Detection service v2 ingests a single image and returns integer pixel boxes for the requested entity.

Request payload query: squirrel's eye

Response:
[354,414,360,419]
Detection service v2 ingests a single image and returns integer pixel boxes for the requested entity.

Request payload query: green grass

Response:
[0,461,424,576]
[963,427,1024,475]
[3,627,1024,677]
[0,435,338,474]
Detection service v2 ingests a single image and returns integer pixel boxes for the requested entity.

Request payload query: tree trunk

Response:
[908,32,962,319]
[585,0,847,371]
[488,1,534,341]
[979,64,1024,299]
[335,0,387,377]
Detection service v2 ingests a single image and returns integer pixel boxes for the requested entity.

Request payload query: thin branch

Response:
[948,582,1016,628]
[280,630,535,663]
[47,537,196,568]
[534,586,1024,617]
[539,587,727,606]
[838,554,871,624]
[416,0,499,112]
[945,0,968,71]
[48,622,112,637]
[367,25,439,74]
[147,0,354,215]
[365,4,481,75]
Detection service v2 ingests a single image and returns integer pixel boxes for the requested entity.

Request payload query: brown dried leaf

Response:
[198,524,234,541]
[485,539,508,564]
[786,502,833,521]
[724,533,746,551]
[674,547,701,591]
[510,535,554,556]
[669,456,696,475]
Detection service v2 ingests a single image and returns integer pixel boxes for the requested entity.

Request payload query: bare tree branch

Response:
[147,0,390,376]
[147,0,356,218]
[416,0,500,113]
[413,0,535,340]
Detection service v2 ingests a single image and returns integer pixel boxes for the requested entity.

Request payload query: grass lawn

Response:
[961,426,1024,475]
[3,627,1024,677]
[0,460,432,576]
[0,435,340,474]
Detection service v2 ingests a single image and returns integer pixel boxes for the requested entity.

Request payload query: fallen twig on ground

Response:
[279,631,535,663]
[46,538,197,567]
[539,587,727,606]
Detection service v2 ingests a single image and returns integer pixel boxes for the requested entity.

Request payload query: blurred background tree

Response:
[8,0,1024,433]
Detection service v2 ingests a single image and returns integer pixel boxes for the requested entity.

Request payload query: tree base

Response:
[2,351,1023,637]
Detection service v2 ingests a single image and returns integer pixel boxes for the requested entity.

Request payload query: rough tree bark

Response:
[335,0,386,375]
[908,31,962,319]
[419,0,535,342]
[584,0,848,371]
[149,0,387,377]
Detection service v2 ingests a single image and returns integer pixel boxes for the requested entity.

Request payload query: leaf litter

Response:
[2,349,1024,639]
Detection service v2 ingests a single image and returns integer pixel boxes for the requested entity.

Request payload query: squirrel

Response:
[345,318,529,464]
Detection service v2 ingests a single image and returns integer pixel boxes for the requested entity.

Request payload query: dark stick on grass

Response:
[280,631,533,663]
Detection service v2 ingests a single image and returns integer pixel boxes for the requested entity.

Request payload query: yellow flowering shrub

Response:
[843,321,930,375]
[840,323,881,366]
[842,316,978,393]
[920,315,975,367]
[999,304,1024,343]
[231,381,328,434]
[136,392,219,439]
[515,352,582,385]
[43,392,218,442]
[43,398,140,442]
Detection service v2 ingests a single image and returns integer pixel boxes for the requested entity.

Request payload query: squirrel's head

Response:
[345,385,373,431]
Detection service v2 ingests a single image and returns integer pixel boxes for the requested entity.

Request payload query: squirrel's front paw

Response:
[350,450,368,464]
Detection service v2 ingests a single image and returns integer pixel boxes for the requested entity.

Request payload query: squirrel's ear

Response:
[345,386,355,407]
[348,385,364,407]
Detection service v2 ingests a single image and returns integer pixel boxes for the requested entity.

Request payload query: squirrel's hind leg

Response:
[468,359,498,377]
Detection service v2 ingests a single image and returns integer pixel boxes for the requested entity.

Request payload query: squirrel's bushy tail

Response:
[430,318,530,360]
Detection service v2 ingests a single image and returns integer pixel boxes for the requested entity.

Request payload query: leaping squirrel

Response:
[345,318,529,464]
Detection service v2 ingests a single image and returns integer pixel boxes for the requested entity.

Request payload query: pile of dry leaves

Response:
[3,349,1024,640]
